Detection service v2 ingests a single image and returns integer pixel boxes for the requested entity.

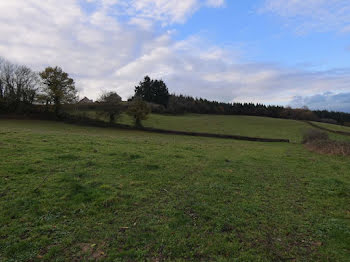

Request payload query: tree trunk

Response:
[109,114,115,123]
[135,117,142,128]
[54,99,61,117]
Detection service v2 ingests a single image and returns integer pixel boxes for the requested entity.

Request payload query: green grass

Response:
[307,121,350,142]
[75,111,350,143]
[311,121,350,133]
[76,112,311,143]
[134,114,308,143]
[0,119,349,261]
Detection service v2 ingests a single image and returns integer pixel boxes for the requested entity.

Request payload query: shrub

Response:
[97,91,123,123]
[320,118,338,125]
[302,129,329,144]
[127,97,151,127]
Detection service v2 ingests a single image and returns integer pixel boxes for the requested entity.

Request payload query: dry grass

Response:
[302,129,329,143]
[303,129,350,156]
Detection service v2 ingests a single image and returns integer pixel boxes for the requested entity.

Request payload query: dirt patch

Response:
[76,243,106,261]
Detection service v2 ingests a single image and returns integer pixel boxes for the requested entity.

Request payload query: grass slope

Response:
[78,111,350,143]
[0,120,349,261]
[311,121,350,133]
[80,112,308,143]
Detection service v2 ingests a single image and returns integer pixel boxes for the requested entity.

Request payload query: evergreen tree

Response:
[134,76,169,107]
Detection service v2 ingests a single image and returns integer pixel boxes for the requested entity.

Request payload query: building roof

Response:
[78,97,93,104]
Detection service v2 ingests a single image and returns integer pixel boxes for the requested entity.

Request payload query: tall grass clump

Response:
[302,129,329,144]
[303,129,350,156]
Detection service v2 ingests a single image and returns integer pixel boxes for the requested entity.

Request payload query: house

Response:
[78,97,93,104]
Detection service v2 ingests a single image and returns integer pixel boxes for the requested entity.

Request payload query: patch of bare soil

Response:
[76,242,107,261]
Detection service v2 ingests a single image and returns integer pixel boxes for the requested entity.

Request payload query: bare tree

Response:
[0,58,39,109]
[14,65,39,104]
[0,58,4,100]
[1,61,16,102]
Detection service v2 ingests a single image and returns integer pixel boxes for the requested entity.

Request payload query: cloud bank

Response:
[290,92,350,113]
[0,0,349,112]
[262,0,350,33]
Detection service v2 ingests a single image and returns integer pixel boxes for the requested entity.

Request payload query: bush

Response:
[127,97,151,127]
[97,92,123,123]
[302,129,329,144]
[320,118,338,125]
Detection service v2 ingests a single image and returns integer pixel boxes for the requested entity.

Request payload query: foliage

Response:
[156,94,350,124]
[1,55,350,126]
[302,129,329,144]
[0,57,39,112]
[97,91,123,123]
[0,119,349,261]
[39,66,77,116]
[127,97,151,127]
[134,76,170,107]
[314,110,350,125]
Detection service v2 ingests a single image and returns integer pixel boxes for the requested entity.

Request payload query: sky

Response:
[0,0,349,112]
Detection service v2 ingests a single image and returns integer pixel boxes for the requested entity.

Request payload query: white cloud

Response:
[261,0,350,33]
[290,92,350,112]
[0,0,349,111]
[87,0,225,26]
[206,0,225,7]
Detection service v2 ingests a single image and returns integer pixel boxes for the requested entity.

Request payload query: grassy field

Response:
[311,121,350,133]
[77,111,350,143]
[0,119,349,261]
[128,114,307,143]
[77,112,308,142]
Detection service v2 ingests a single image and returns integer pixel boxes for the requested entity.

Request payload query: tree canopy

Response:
[39,66,77,116]
[127,97,151,127]
[98,91,123,123]
[0,58,39,112]
[134,76,169,107]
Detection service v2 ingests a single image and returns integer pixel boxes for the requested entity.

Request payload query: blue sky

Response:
[173,1,350,69]
[0,0,350,112]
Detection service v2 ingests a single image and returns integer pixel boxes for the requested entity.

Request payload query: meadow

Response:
[76,111,350,143]
[310,121,350,133]
[0,118,349,261]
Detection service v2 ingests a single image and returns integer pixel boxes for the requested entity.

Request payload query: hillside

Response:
[311,121,350,133]
[0,119,349,261]
[76,111,350,143]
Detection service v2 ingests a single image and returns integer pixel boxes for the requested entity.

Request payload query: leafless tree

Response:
[0,57,39,106]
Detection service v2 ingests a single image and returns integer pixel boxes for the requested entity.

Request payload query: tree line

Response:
[132,76,350,125]
[161,94,350,124]
[0,58,151,126]
[0,58,77,116]
[0,57,39,113]
[1,57,350,126]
